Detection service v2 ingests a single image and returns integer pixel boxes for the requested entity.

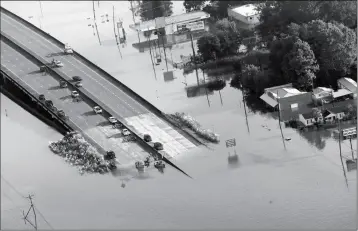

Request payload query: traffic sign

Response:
[226,138,236,148]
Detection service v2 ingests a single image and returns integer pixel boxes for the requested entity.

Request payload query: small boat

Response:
[285,137,291,141]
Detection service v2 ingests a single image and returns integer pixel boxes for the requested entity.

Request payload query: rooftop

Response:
[333,89,352,98]
[230,4,258,17]
[313,87,333,95]
[131,11,210,32]
[326,106,346,114]
[301,111,315,119]
[338,77,357,87]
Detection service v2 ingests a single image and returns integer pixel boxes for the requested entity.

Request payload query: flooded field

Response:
[1,1,357,229]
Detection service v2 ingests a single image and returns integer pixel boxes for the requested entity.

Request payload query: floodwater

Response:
[1,1,357,230]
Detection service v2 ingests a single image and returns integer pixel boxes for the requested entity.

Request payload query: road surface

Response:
[1,10,196,158]
[1,40,148,165]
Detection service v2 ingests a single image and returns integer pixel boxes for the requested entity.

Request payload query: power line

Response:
[1,175,54,230]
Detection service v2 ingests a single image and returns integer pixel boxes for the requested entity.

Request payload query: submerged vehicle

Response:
[153,142,163,150]
[72,76,82,82]
[39,94,45,101]
[122,128,130,136]
[71,90,79,98]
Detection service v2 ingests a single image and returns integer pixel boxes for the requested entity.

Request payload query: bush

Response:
[49,131,114,175]
[168,113,220,143]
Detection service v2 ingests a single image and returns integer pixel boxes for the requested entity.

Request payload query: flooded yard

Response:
[1,1,357,230]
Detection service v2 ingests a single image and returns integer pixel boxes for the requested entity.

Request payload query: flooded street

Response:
[1,1,357,229]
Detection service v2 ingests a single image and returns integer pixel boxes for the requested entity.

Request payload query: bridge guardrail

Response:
[1,32,192,177]
[0,6,203,147]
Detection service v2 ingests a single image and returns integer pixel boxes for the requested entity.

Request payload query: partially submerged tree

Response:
[139,0,173,21]
[281,37,319,91]
[197,33,221,62]
[312,107,323,120]
[183,0,206,12]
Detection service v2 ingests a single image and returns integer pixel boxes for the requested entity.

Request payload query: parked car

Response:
[51,59,64,67]
[39,65,47,72]
[93,106,102,114]
[71,90,79,98]
[108,116,118,124]
[39,94,45,101]
[60,81,67,88]
[45,100,53,108]
[64,44,73,54]
[72,76,82,82]
[153,142,163,151]
[75,82,82,88]
[143,134,152,142]
[57,109,65,118]
[121,128,131,136]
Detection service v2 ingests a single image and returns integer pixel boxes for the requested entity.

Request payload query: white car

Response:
[93,106,102,114]
[108,116,118,124]
[71,90,79,98]
[122,128,131,136]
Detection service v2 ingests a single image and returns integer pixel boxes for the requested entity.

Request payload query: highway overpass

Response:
[0,7,200,165]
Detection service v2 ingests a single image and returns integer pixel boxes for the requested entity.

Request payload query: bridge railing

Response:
[0,6,203,147]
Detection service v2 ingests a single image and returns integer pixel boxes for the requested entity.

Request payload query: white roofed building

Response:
[227,4,260,30]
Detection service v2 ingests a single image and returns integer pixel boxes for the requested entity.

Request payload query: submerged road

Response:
[1,40,148,165]
[0,8,197,158]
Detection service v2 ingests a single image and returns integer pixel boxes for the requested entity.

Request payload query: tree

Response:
[345,104,357,119]
[240,64,269,94]
[139,0,173,21]
[281,37,319,91]
[312,107,323,120]
[213,19,242,57]
[197,33,221,62]
[300,20,357,87]
[256,1,357,46]
[183,0,206,12]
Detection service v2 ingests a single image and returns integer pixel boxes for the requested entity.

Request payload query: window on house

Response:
[291,103,298,109]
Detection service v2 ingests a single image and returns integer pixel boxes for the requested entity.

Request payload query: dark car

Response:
[39,94,45,101]
[57,109,65,118]
[104,151,116,160]
[45,100,53,108]
[60,81,67,88]
[143,134,152,142]
[153,142,163,151]
[72,76,82,82]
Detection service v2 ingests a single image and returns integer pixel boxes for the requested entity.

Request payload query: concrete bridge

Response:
[0,7,201,172]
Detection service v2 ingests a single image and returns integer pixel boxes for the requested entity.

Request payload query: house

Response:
[312,87,333,105]
[322,107,346,122]
[227,4,260,30]
[260,83,313,111]
[338,77,357,97]
[299,112,324,127]
[332,89,354,101]
[129,11,210,45]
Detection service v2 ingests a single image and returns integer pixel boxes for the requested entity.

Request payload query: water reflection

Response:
[186,84,214,98]
[298,128,333,150]
[228,152,240,168]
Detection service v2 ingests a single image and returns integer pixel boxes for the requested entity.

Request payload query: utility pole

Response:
[189,30,200,86]
[276,91,286,150]
[338,120,349,188]
[22,194,38,230]
[159,32,168,71]
[112,6,122,59]
[39,1,43,17]
[147,28,157,80]
[130,0,141,43]
[349,137,355,160]
[242,87,250,134]
[202,70,211,107]
[92,1,102,45]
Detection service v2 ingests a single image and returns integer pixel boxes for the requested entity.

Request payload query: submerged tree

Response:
[139,0,173,21]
